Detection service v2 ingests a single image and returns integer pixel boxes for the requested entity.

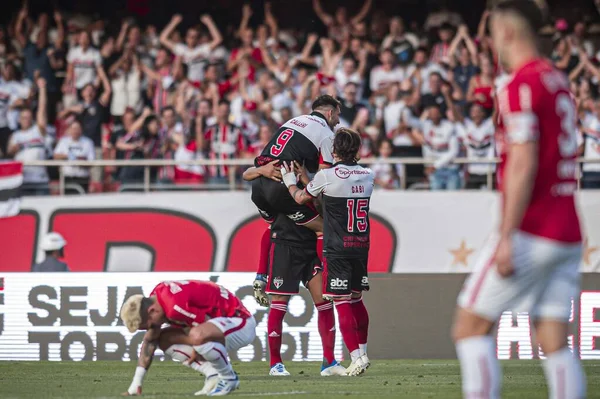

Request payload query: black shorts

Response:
[322,256,369,297]
[251,177,319,225]
[266,242,321,295]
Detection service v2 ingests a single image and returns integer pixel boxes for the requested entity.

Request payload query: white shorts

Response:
[458,230,582,322]
[208,316,257,351]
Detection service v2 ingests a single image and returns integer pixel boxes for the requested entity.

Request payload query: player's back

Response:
[270,213,316,248]
[255,113,334,173]
[314,162,374,258]
[151,280,249,324]
[499,59,581,243]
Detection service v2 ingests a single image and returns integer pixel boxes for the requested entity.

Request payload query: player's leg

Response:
[264,242,299,376]
[350,257,370,367]
[305,266,345,376]
[452,235,506,399]
[323,257,364,376]
[157,327,220,396]
[253,226,272,307]
[187,322,242,396]
[532,245,586,399]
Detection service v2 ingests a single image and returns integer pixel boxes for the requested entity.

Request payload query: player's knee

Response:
[270,294,290,303]
[188,326,210,346]
[451,307,494,342]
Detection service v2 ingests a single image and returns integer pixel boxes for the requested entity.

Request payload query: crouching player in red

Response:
[120,280,256,396]
[281,128,373,376]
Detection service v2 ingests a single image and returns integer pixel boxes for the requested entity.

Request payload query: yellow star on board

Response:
[583,237,598,266]
[449,240,475,267]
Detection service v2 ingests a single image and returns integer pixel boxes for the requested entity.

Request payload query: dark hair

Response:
[333,128,362,162]
[140,297,154,326]
[495,0,546,32]
[218,99,230,108]
[161,106,175,115]
[311,95,341,112]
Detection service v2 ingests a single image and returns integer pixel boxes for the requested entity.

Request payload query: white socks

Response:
[165,345,218,377]
[542,347,586,399]
[359,343,367,357]
[194,342,235,378]
[456,336,501,399]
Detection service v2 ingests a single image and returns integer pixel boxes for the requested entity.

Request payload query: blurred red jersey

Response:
[496,58,581,243]
[150,280,251,327]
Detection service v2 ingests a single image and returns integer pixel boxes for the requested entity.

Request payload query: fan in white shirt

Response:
[335,53,367,98]
[455,104,495,188]
[371,139,403,189]
[580,101,600,186]
[7,78,49,186]
[370,50,408,96]
[65,31,102,90]
[53,120,95,181]
[159,14,223,83]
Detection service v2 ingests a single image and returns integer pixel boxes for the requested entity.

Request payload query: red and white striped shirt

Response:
[204,122,245,178]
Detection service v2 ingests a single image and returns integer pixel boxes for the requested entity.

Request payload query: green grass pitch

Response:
[0,360,598,398]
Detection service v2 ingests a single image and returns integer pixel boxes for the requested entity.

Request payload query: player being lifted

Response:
[120,280,256,396]
[452,2,586,399]
[250,94,340,305]
[243,164,346,376]
[281,128,373,376]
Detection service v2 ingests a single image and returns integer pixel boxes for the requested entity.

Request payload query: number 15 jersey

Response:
[306,162,375,258]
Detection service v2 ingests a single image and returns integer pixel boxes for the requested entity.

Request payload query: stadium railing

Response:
[21,158,599,195]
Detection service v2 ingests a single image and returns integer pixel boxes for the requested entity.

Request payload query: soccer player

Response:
[452,2,586,399]
[243,164,345,377]
[281,128,373,376]
[250,95,341,304]
[120,280,256,396]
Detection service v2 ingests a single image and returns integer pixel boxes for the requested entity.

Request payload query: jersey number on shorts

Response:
[347,199,369,233]
[270,129,294,157]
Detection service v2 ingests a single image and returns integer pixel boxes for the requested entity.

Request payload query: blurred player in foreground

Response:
[452,2,586,399]
[243,164,346,376]
[120,280,256,396]
[281,128,373,376]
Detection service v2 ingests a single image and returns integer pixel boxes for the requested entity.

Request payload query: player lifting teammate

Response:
[120,280,256,396]
[250,95,341,305]
[452,2,586,399]
[243,165,345,376]
[281,128,373,376]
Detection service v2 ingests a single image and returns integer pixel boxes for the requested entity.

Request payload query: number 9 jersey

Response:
[497,58,581,243]
[306,161,375,258]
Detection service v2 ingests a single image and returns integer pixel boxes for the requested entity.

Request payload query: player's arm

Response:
[495,83,540,277]
[124,327,161,396]
[282,163,327,204]
[242,160,282,182]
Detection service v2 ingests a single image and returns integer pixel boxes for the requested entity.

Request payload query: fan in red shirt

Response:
[452,2,586,399]
[120,280,256,397]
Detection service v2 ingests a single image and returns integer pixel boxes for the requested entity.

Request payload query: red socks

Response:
[267,301,287,366]
[316,301,336,365]
[257,227,271,275]
[351,296,369,347]
[333,299,360,354]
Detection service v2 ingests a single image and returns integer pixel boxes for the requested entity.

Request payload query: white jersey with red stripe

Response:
[496,58,581,243]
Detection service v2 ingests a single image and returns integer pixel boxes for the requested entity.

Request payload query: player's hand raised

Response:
[494,235,514,278]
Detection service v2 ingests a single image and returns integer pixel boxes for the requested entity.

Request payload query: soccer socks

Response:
[334,300,360,361]
[316,301,336,365]
[542,347,586,399]
[193,342,235,379]
[165,345,217,376]
[268,301,287,366]
[455,335,501,399]
[351,296,369,356]
[257,227,271,275]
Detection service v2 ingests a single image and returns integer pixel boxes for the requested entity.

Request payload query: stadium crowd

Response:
[1,0,600,194]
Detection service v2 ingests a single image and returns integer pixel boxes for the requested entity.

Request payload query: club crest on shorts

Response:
[273,277,284,289]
